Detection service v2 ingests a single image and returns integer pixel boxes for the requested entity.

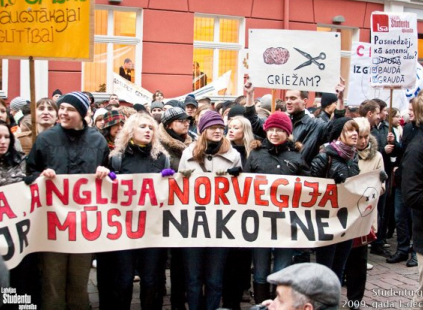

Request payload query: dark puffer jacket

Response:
[26,125,109,183]
[310,144,360,180]
[244,139,306,176]
[111,143,169,174]
[0,153,26,186]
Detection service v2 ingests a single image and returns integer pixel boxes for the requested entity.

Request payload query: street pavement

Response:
[88,237,419,309]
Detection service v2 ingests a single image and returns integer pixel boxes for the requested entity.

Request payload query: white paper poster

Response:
[370,12,417,88]
[113,73,153,105]
[348,42,408,111]
[249,29,340,93]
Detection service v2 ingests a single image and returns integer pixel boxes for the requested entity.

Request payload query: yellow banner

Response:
[0,0,93,61]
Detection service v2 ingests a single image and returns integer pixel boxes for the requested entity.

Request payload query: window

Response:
[317,26,359,97]
[83,7,141,93]
[193,15,244,96]
[0,59,7,99]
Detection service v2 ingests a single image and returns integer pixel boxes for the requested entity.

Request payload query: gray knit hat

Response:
[161,107,190,126]
[10,97,28,112]
[267,263,341,310]
[151,101,164,110]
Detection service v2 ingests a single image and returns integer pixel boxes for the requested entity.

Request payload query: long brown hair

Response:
[192,131,231,163]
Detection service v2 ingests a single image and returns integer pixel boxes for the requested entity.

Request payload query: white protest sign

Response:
[113,73,153,105]
[405,62,423,100]
[249,29,340,92]
[370,12,417,88]
[0,171,380,269]
[348,42,408,111]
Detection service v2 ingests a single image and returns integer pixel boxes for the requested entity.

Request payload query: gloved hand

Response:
[334,172,346,184]
[161,168,175,177]
[215,170,227,176]
[379,170,388,182]
[179,169,195,178]
[227,167,242,177]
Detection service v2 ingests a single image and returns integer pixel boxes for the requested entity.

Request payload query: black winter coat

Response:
[402,128,423,254]
[244,139,306,176]
[110,143,169,174]
[310,144,360,180]
[26,125,109,183]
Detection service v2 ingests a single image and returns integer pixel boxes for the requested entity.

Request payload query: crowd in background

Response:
[0,80,421,310]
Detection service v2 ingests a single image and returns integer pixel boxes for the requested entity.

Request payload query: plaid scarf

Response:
[330,140,356,160]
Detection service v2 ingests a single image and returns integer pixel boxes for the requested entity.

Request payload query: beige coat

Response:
[178,142,242,172]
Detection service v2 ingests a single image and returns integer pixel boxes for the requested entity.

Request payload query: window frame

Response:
[193,14,245,96]
[81,5,143,95]
[0,59,8,99]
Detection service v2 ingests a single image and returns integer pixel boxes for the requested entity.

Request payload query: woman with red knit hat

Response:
[244,111,306,305]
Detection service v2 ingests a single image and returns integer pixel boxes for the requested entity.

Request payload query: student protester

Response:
[318,93,338,122]
[244,111,306,304]
[222,115,255,309]
[344,117,386,309]
[52,89,62,103]
[102,110,125,150]
[93,108,108,131]
[97,113,170,310]
[152,90,164,102]
[158,107,193,310]
[310,117,360,282]
[150,101,164,124]
[25,91,110,310]
[184,96,198,132]
[178,111,242,310]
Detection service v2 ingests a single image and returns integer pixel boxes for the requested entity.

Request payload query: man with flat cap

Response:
[260,263,341,310]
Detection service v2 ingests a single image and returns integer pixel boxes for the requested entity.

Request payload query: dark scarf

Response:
[330,140,356,160]
[232,143,246,158]
[291,110,306,126]
[206,140,223,155]
[62,124,86,141]
[128,140,152,156]
[265,139,290,155]
[166,128,186,143]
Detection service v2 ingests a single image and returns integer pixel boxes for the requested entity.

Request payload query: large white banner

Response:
[348,42,408,111]
[113,73,153,105]
[370,12,417,88]
[249,29,340,93]
[0,171,381,268]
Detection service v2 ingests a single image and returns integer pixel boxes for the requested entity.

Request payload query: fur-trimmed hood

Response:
[158,123,192,154]
[358,134,378,161]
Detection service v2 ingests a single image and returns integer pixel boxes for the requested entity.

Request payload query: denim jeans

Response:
[182,247,229,310]
[253,248,294,284]
[315,239,353,283]
[394,188,412,254]
[97,248,167,310]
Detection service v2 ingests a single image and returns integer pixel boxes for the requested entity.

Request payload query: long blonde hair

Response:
[110,113,166,159]
[227,116,254,157]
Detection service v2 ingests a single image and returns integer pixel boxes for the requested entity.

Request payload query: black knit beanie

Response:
[57,92,90,118]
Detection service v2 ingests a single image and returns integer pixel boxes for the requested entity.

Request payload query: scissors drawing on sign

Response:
[294,48,326,71]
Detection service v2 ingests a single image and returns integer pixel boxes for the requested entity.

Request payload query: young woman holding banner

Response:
[178,110,241,310]
[310,117,360,282]
[96,112,170,310]
[243,111,306,304]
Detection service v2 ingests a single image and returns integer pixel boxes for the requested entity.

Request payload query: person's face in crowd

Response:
[341,127,358,147]
[37,102,58,128]
[95,116,104,130]
[198,100,210,109]
[85,106,93,121]
[133,119,154,145]
[285,90,306,115]
[357,131,370,151]
[266,285,306,310]
[124,61,133,70]
[155,92,164,102]
[380,107,388,121]
[59,103,84,130]
[205,125,224,142]
[52,94,61,103]
[151,108,163,115]
[267,127,288,145]
[185,104,197,117]
[326,102,337,115]
[0,125,10,157]
[227,119,244,145]
[0,104,7,122]
[109,95,119,106]
[110,122,124,139]
[409,103,415,122]
[168,119,189,135]
[392,112,401,127]
[367,107,380,127]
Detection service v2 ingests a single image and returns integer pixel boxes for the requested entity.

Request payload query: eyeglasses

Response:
[175,119,190,124]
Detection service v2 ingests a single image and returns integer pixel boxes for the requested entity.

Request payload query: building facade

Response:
[1,0,423,103]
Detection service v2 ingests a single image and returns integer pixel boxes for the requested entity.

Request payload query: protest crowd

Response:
[0,76,423,310]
